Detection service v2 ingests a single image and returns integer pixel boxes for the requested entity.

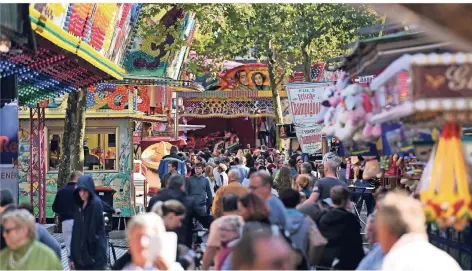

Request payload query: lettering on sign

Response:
[286,85,327,127]
[413,64,472,98]
[295,126,323,154]
[0,171,18,180]
[445,65,472,91]
[0,136,18,153]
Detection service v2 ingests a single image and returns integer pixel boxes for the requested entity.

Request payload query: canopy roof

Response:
[331,31,455,76]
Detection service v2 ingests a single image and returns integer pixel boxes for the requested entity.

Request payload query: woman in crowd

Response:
[152,200,186,231]
[274,166,292,192]
[237,193,271,232]
[296,174,313,199]
[218,164,229,186]
[215,215,244,270]
[205,165,217,197]
[114,200,189,270]
[0,209,62,270]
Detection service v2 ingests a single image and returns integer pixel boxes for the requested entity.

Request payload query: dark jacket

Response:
[53,182,114,221]
[147,188,213,247]
[185,175,213,210]
[52,182,76,222]
[70,175,107,269]
[317,208,364,270]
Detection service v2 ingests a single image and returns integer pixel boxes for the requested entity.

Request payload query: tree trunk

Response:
[302,42,311,82]
[267,60,284,151]
[72,88,87,171]
[57,92,78,188]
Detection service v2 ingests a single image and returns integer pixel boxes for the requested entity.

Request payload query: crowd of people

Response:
[0,146,465,270]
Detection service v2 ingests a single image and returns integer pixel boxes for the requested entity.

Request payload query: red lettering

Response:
[0,136,18,153]
[291,102,322,116]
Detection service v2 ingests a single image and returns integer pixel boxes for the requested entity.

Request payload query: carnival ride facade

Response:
[1,3,201,220]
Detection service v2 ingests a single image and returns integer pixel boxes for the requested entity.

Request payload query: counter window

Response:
[48,127,119,172]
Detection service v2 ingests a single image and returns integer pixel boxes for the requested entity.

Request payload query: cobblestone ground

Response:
[50,232,129,270]
[48,205,369,270]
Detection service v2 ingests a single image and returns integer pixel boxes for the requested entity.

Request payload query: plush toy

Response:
[333,84,366,142]
[321,73,350,136]
[361,91,382,140]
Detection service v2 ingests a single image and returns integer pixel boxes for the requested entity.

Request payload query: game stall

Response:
[319,27,472,268]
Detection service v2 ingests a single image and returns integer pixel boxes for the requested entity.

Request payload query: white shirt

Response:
[213,167,222,187]
[242,178,250,188]
[381,233,462,271]
[220,172,229,186]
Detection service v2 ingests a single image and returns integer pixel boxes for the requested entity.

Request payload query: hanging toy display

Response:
[419,122,471,231]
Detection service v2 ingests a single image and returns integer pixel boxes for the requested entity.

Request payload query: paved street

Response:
[46,226,129,270]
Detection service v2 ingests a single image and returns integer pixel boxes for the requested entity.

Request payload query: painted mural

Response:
[218,64,271,91]
[124,7,185,77]
[17,120,135,217]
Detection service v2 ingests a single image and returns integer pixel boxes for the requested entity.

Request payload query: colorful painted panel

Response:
[18,120,134,217]
[124,7,184,77]
[32,3,69,28]
[218,64,271,91]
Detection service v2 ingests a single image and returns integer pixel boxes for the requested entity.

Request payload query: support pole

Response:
[29,104,46,224]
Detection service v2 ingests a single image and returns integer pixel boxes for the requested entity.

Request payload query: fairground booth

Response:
[321,21,471,268]
[1,3,202,222]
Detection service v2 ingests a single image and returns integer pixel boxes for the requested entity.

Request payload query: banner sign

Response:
[285,83,328,127]
[295,126,323,154]
[0,100,19,203]
[412,64,472,98]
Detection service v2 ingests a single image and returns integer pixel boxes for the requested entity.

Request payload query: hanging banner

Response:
[295,126,323,154]
[285,83,328,127]
[0,100,19,203]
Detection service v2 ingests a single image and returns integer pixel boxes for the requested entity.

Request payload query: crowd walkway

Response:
[45,225,129,270]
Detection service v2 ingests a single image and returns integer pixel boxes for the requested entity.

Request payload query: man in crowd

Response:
[377,192,462,271]
[317,185,364,270]
[161,161,180,189]
[305,153,347,204]
[147,175,212,248]
[186,163,213,216]
[249,171,287,228]
[71,175,107,270]
[233,157,248,183]
[162,146,184,161]
[52,170,82,261]
[288,158,298,176]
[202,194,241,270]
[279,188,327,267]
[232,229,296,270]
[356,214,384,270]
[212,169,248,218]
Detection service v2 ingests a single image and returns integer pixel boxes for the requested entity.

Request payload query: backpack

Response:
[269,224,310,270]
